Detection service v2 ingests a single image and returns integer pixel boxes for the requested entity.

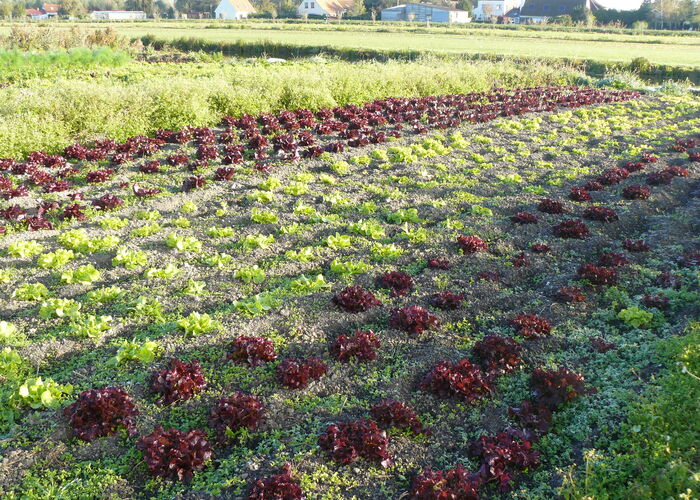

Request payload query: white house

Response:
[472,0,520,21]
[26,8,49,19]
[381,3,471,23]
[297,0,355,18]
[90,10,147,20]
[214,0,256,20]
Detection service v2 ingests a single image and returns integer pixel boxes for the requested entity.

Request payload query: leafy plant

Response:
[69,314,113,340]
[227,336,277,367]
[318,418,392,467]
[419,359,492,403]
[12,283,50,301]
[150,359,207,405]
[234,265,266,284]
[60,264,101,285]
[389,305,439,336]
[166,233,202,253]
[249,464,303,500]
[13,377,72,409]
[330,330,380,363]
[137,426,212,482]
[111,338,161,365]
[39,298,82,319]
[233,293,280,317]
[63,386,138,442]
[618,307,654,328]
[177,312,221,337]
[112,248,148,269]
[7,240,44,259]
[209,392,265,440]
[276,357,327,389]
[37,249,77,269]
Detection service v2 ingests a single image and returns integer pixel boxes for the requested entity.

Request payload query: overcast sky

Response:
[593,0,644,9]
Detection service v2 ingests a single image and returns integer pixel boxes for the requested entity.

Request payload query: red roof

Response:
[26,8,45,15]
[43,3,60,12]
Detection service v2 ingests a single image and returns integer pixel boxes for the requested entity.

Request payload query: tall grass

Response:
[0,57,584,159]
[0,47,130,80]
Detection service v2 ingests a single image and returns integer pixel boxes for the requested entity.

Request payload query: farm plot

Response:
[0,87,699,499]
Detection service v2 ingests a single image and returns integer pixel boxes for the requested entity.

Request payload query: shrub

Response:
[552,219,589,239]
[150,359,207,405]
[227,336,277,367]
[370,399,429,435]
[330,330,380,363]
[389,306,440,336]
[331,285,382,313]
[248,464,304,500]
[276,357,327,389]
[530,367,595,409]
[63,386,138,442]
[318,418,392,467]
[209,392,265,440]
[457,235,488,254]
[472,334,523,374]
[137,426,212,482]
[409,465,481,499]
[511,314,551,339]
[419,359,493,403]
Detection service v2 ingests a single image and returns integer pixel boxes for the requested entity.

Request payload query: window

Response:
[305,2,308,7]
[310,2,314,7]
[542,4,550,11]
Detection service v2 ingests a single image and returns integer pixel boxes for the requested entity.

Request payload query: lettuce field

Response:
[0,84,698,499]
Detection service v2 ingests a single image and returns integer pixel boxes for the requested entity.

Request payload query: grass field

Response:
[2,21,700,66]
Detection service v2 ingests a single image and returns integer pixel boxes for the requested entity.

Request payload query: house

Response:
[26,7,48,19]
[90,10,147,19]
[472,0,520,21]
[297,0,355,19]
[381,3,471,23]
[42,3,60,17]
[518,0,601,23]
[214,0,256,20]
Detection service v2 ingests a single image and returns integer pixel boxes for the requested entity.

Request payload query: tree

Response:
[571,5,593,25]
[59,0,87,17]
[12,1,26,18]
[347,0,365,17]
[0,0,12,19]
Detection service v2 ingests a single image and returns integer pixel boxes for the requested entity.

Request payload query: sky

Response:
[594,0,644,10]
